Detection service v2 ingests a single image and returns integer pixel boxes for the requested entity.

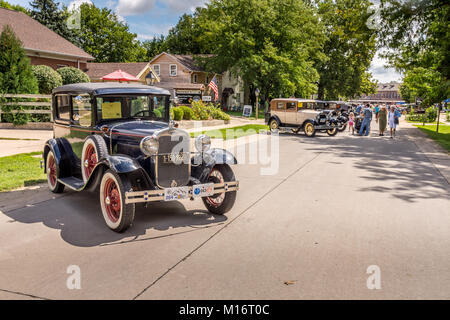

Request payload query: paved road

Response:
[0,125,449,299]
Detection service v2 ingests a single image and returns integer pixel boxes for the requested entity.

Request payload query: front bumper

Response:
[125,181,239,204]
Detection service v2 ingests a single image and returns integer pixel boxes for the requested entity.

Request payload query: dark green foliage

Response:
[32,65,63,94]
[180,106,194,120]
[173,107,184,121]
[57,67,90,85]
[30,0,77,44]
[0,26,38,94]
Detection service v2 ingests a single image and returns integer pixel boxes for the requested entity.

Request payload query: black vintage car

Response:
[43,83,239,232]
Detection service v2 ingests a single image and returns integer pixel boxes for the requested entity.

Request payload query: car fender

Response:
[268,115,281,126]
[98,154,142,174]
[43,139,73,177]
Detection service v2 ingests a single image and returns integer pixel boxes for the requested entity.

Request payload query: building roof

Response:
[172,54,213,72]
[52,82,170,96]
[150,52,213,73]
[86,62,150,80]
[377,82,401,91]
[0,8,93,60]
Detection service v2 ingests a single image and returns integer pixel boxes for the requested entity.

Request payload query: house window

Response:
[152,64,160,76]
[205,76,209,84]
[170,64,177,76]
[193,74,198,83]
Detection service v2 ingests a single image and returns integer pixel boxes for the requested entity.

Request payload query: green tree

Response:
[400,67,441,105]
[142,35,168,60]
[0,0,29,14]
[195,0,326,101]
[0,25,38,94]
[379,0,449,103]
[29,0,76,44]
[165,10,214,54]
[314,0,377,100]
[72,3,146,62]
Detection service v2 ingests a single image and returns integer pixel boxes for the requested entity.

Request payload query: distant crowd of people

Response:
[347,104,402,139]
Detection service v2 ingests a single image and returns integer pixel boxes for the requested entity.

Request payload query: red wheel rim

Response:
[205,169,225,208]
[103,178,121,223]
[47,154,57,187]
[83,144,97,179]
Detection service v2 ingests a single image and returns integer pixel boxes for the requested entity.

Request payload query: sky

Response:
[8,0,402,83]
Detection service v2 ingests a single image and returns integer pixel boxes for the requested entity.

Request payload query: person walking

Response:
[377,105,387,136]
[388,106,401,138]
[359,104,373,136]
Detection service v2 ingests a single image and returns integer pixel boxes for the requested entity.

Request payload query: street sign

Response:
[243,105,252,117]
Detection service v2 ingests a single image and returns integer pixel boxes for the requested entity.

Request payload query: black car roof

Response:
[52,82,171,96]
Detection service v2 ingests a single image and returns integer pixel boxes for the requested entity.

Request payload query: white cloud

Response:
[135,22,175,39]
[369,52,403,83]
[162,0,208,12]
[115,0,207,16]
[116,0,157,16]
[68,0,92,11]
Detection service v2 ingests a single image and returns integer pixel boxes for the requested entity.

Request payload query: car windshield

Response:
[96,95,168,122]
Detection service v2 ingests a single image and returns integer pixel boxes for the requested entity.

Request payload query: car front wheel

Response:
[202,164,237,215]
[269,119,279,132]
[99,170,135,232]
[304,122,316,137]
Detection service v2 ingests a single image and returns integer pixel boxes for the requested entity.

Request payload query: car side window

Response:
[72,94,92,127]
[277,102,285,110]
[56,95,70,121]
[286,102,296,110]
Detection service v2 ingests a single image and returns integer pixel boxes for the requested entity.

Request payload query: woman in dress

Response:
[388,106,400,139]
[377,105,387,136]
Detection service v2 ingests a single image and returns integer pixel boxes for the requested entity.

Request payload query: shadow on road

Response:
[4,191,227,247]
[281,127,449,203]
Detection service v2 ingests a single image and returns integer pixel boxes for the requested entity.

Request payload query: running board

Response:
[58,177,85,191]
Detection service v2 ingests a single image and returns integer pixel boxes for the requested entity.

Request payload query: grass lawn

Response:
[0,152,46,192]
[225,109,266,120]
[414,124,450,152]
[191,124,269,140]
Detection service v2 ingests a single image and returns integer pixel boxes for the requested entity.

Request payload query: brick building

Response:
[0,8,93,70]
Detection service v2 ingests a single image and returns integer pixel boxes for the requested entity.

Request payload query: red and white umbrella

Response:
[102,69,139,82]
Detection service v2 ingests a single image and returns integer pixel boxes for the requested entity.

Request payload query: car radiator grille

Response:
[156,131,191,188]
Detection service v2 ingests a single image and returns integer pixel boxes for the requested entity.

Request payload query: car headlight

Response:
[140,136,159,156]
[195,134,211,152]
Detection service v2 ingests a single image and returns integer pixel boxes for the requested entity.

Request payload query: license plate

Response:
[164,186,190,201]
[192,183,214,198]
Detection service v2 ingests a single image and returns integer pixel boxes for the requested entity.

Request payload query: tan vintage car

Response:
[265,98,339,137]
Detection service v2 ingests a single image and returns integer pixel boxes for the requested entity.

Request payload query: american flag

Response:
[208,76,219,101]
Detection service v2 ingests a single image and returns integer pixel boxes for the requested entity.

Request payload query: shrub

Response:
[57,67,90,85]
[191,100,210,120]
[180,106,194,120]
[173,107,184,121]
[425,106,437,122]
[32,65,62,94]
[446,111,450,122]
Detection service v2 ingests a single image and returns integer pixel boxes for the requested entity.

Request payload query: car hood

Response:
[101,120,170,139]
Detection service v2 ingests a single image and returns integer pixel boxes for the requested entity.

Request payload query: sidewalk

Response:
[400,118,450,184]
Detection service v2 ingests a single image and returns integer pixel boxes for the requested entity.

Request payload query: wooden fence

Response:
[0,94,52,121]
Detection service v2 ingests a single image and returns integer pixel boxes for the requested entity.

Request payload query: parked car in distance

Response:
[43,83,239,232]
[265,98,340,137]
